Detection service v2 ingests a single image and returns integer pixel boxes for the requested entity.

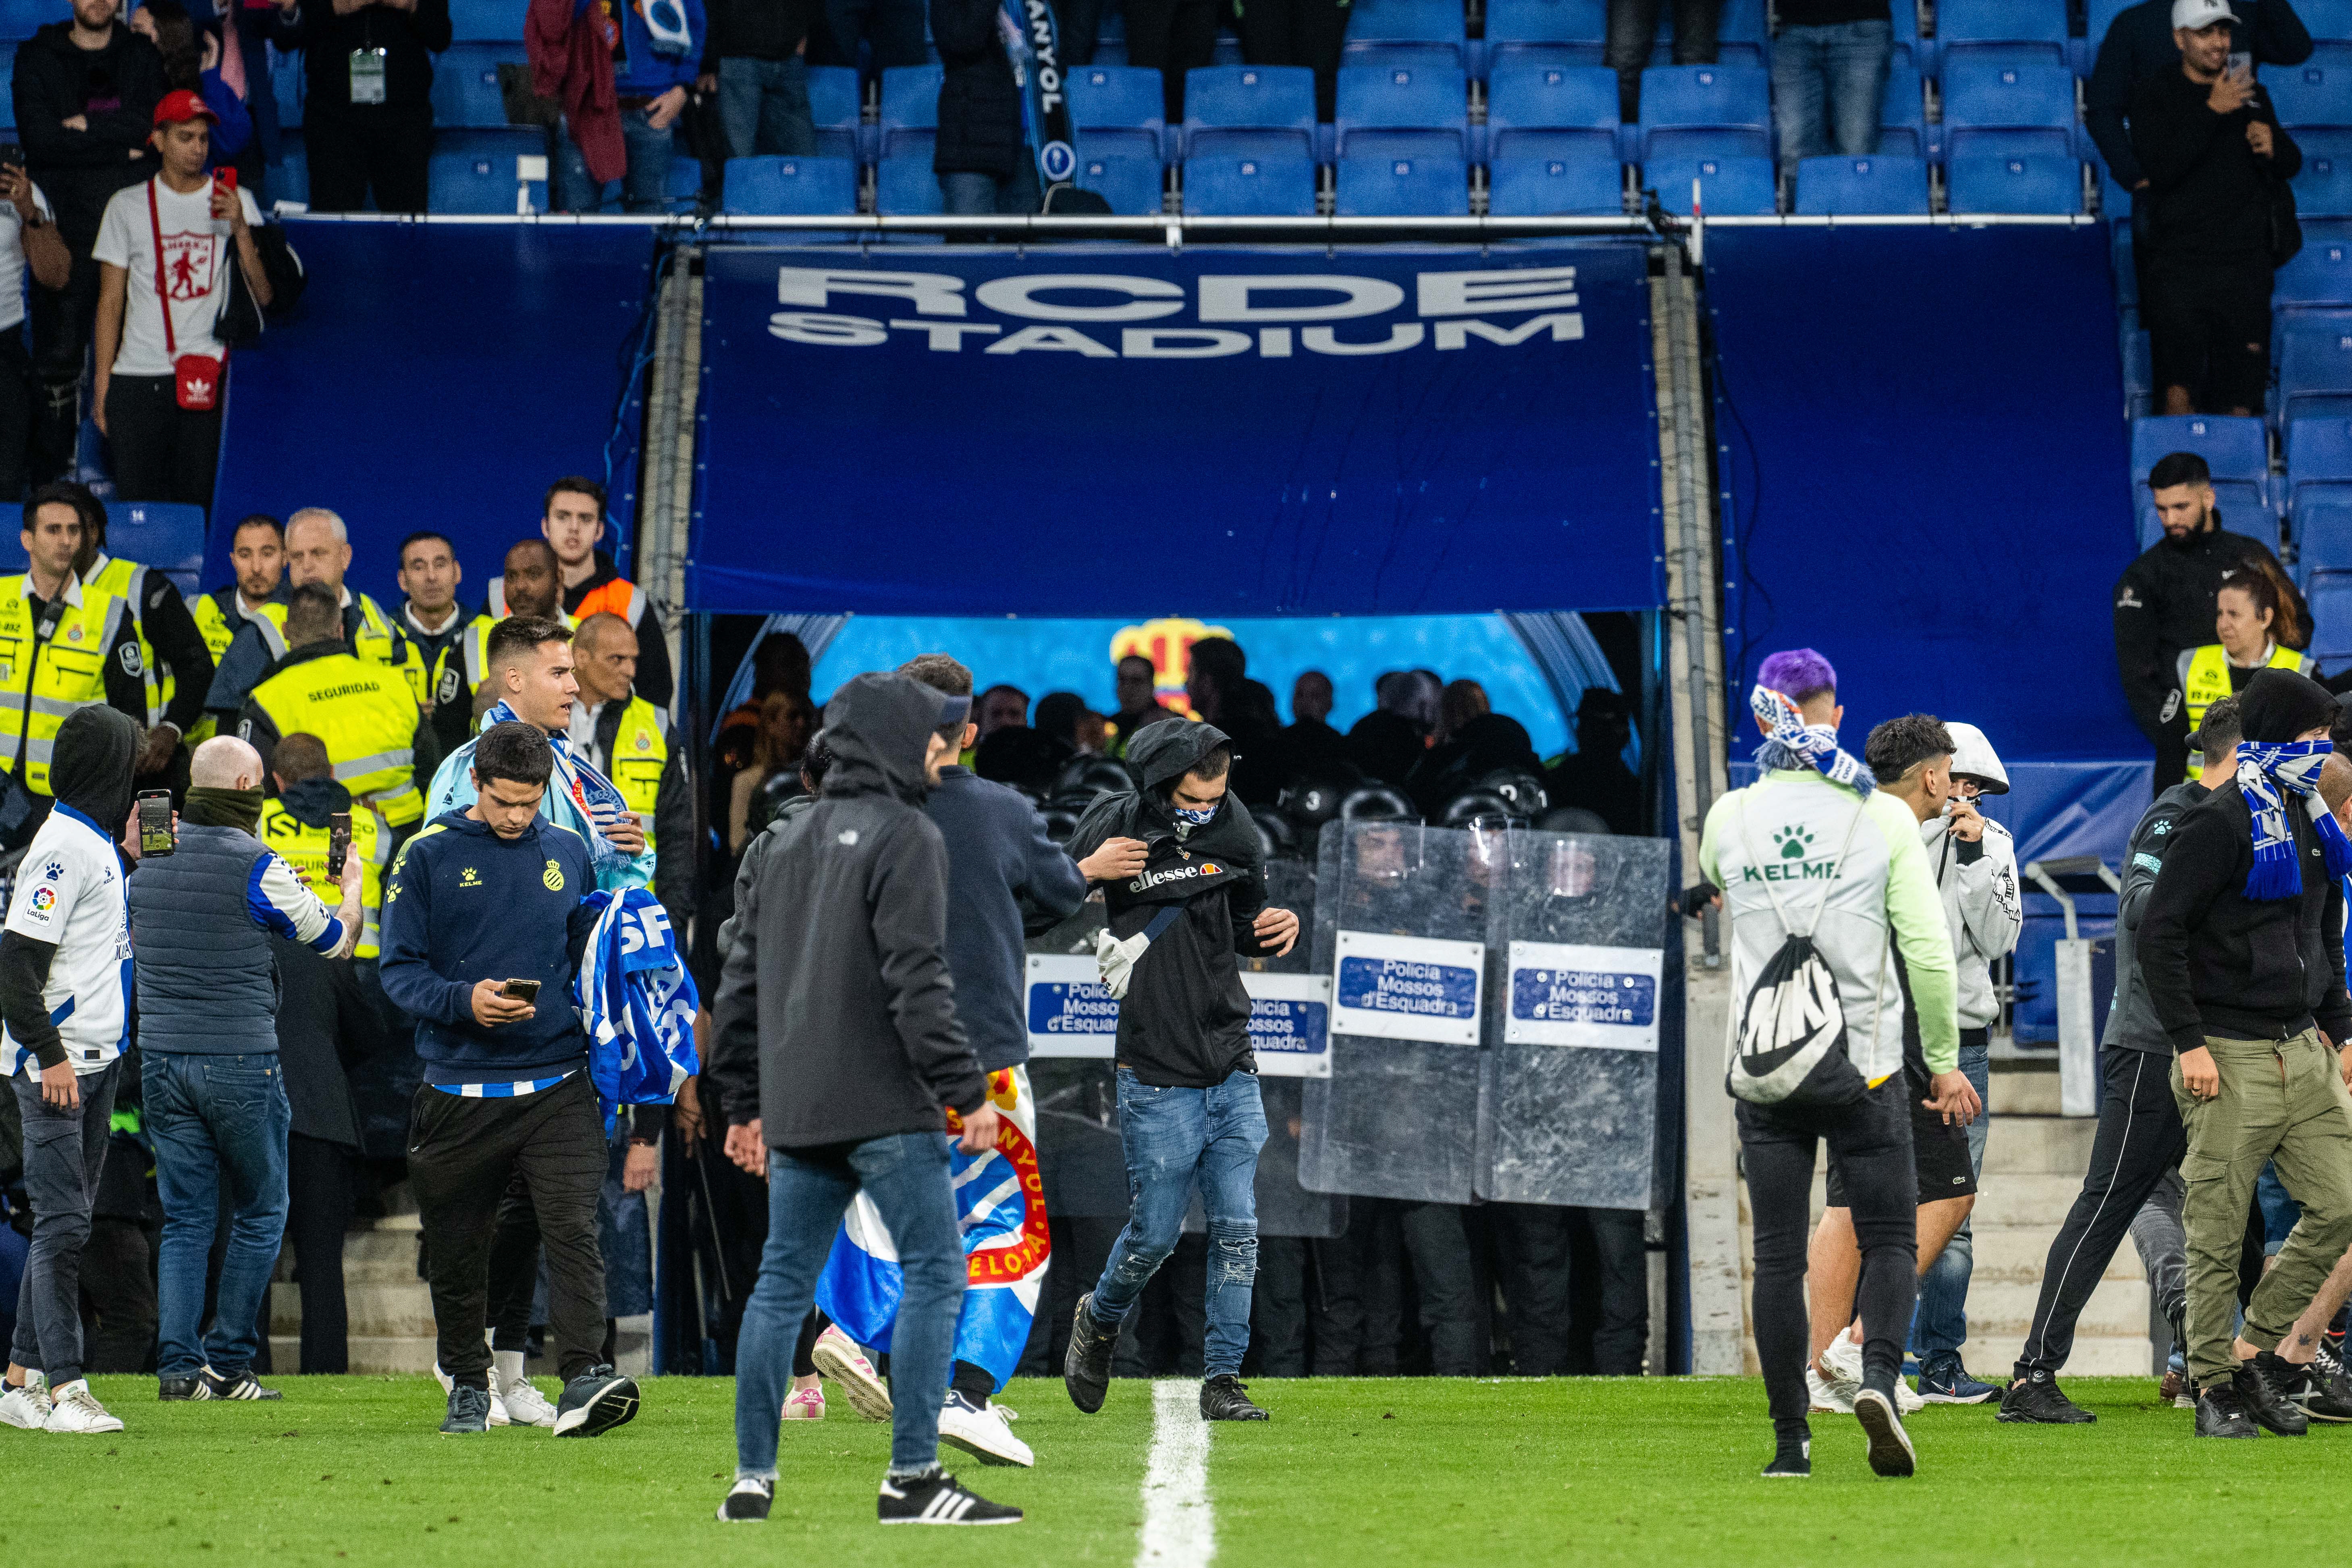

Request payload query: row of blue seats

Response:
[2127,413,2352,561]
[0,502,203,592]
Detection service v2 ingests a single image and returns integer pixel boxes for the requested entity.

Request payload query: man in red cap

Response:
[88,90,273,510]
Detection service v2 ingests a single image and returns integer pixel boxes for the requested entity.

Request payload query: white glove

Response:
[1095,926,1152,1000]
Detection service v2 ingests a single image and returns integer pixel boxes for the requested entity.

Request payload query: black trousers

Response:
[104,373,223,511]
[1604,0,1720,120]
[2012,1046,2188,1380]
[1740,1077,1918,1424]
[0,329,34,506]
[1236,0,1351,121]
[485,1167,540,1352]
[1494,1205,1576,1375]
[27,248,99,486]
[1572,1207,1649,1375]
[305,104,434,215]
[286,1134,357,1375]
[80,1216,158,1374]
[1124,0,1218,123]
[2146,251,2274,415]
[406,1074,607,1387]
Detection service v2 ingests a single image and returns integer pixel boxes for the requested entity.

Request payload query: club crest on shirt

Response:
[160,229,220,302]
[542,859,565,892]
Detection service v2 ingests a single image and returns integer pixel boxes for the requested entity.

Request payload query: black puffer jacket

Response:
[931,0,1024,179]
[1066,720,1278,1088]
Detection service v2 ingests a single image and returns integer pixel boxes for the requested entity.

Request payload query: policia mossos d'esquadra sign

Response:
[1503,940,1664,1052]
[1328,930,1485,1047]
[1023,953,1334,1078]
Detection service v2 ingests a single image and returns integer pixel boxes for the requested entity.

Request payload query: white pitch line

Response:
[1137,1379,1215,1568]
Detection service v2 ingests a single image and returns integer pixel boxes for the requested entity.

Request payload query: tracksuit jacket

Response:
[1920,813,2023,1031]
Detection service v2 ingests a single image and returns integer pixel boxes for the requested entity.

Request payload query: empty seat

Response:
[1947,153,2082,212]
[1071,65,1172,161]
[2281,221,2352,310]
[1484,62,1619,161]
[2131,413,2269,482]
[1793,154,1930,214]
[1938,61,2078,162]
[805,65,863,161]
[880,64,944,158]
[1706,0,1769,71]
[429,128,546,213]
[105,503,205,596]
[2281,319,2352,424]
[2266,50,2352,127]
[2294,129,2352,218]
[1334,64,1468,158]
[2290,415,2352,524]
[1080,150,1166,213]
[447,0,526,41]
[269,131,309,208]
[2302,0,2352,40]
[1483,0,1608,73]
[0,0,48,41]
[721,155,858,216]
[428,42,518,129]
[2077,0,2136,74]
[2298,501,2352,582]
[1182,66,1317,160]
[1643,153,1776,214]
[272,45,302,130]
[1932,0,2070,69]
[1634,64,1769,161]
[1488,153,1625,214]
[1340,0,1467,71]
[2306,573,2352,663]
[1875,65,1928,159]
[876,154,945,215]
[1334,153,1470,214]
[1182,153,1319,214]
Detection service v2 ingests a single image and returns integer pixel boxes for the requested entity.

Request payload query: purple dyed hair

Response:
[1756,649,1837,705]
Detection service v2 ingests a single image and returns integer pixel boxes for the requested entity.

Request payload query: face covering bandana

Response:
[1171,802,1217,827]
[1749,686,1874,799]
[182,786,263,834]
[2238,738,2352,900]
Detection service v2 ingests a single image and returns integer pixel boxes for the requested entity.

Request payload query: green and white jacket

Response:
[1700,769,1961,1083]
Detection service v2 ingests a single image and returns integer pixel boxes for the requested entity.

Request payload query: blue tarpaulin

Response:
[689,243,1666,617]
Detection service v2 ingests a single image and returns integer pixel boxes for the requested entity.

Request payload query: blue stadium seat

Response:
[2266,49,2352,127]
[2130,413,2275,546]
[1793,154,1930,214]
[880,64,944,159]
[106,504,204,596]
[1483,63,1619,162]
[2280,221,2352,311]
[1938,61,2078,163]
[2306,573,2352,662]
[428,128,546,214]
[272,45,302,130]
[1071,65,1172,162]
[876,154,945,216]
[1483,0,1608,73]
[447,0,525,41]
[1643,153,1776,214]
[1876,65,1928,160]
[0,0,47,41]
[0,46,15,128]
[1340,0,1467,71]
[1334,64,1468,159]
[1704,0,1769,71]
[1634,64,1769,162]
[2299,504,2352,584]
[1079,150,1166,213]
[721,155,858,216]
[2121,318,2153,419]
[665,148,706,208]
[1931,0,2069,69]
[2302,0,2352,40]
[2078,0,2136,74]
[2281,318,2352,424]
[1946,153,2083,212]
[807,66,863,161]
[1181,153,1319,214]
[2296,130,2352,218]
[2112,216,2138,306]
[428,42,517,129]
[1334,154,1469,214]
[1181,66,1317,161]
[2288,415,2352,524]
[1488,154,1625,214]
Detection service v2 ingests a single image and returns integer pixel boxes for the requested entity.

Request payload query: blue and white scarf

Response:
[1750,685,1873,799]
[2238,738,2352,900]
[482,698,636,878]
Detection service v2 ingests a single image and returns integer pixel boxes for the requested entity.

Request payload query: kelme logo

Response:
[1772,824,1814,859]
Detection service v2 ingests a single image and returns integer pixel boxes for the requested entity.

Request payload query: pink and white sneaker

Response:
[812,1324,893,1423]
[782,1385,826,1421]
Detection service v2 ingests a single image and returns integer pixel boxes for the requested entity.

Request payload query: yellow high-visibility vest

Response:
[2179,641,2314,778]
[0,574,127,796]
[245,650,424,827]
[258,794,388,958]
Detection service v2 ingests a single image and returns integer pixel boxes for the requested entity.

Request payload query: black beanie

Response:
[2236,667,2340,745]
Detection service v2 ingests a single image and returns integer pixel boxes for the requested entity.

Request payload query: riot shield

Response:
[1026,896,1129,1218]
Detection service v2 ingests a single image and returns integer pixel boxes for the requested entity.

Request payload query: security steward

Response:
[2173,567,2312,779]
[238,584,442,841]
[206,508,422,732]
[73,505,214,789]
[433,540,573,755]
[2114,451,2306,795]
[395,531,488,753]
[186,515,287,744]
[262,730,391,960]
[569,612,689,929]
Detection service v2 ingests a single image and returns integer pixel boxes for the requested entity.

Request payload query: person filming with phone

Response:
[379,719,641,1440]
[2131,0,2302,417]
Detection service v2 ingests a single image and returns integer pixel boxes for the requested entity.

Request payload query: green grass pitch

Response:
[40,1373,2346,1566]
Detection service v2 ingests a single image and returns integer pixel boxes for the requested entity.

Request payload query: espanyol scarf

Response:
[2238,738,2352,900]
[576,886,699,1132]
[998,0,1082,200]
[1750,686,1874,799]
[483,698,635,878]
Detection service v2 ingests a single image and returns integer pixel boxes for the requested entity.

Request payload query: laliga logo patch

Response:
[29,887,54,913]
[1040,141,1077,182]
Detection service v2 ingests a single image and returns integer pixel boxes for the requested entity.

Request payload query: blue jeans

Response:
[1770,19,1890,162]
[717,56,816,158]
[557,109,684,214]
[1912,1038,1990,1364]
[145,1051,291,1379]
[734,1132,963,1476]
[1090,1069,1268,1378]
[941,160,1042,215]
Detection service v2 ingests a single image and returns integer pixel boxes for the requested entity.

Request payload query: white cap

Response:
[2172,0,2240,30]
[1944,722,2009,794]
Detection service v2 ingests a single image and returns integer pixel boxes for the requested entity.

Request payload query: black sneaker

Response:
[1996,1372,2096,1425]
[1063,1293,1116,1416]
[1760,1439,1811,1479]
[200,1365,281,1401]
[2299,1340,2352,1422]
[1853,1387,1916,1478]
[440,1383,493,1435]
[2195,1381,2260,1438]
[2240,1356,2311,1435]
[1200,1374,1269,1421]
[716,1478,773,1522]
[877,1468,1024,1526]
[553,1364,640,1438]
[156,1375,205,1402]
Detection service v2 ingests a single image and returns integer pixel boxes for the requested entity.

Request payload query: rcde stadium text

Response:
[765,266,1585,357]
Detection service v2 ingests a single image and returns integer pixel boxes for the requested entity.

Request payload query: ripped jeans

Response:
[1089,1067,1268,1378]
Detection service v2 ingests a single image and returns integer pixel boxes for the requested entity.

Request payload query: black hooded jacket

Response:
[709,672,989,1148]
[1066,720,1277,1088]
[2112,519,2303,749]
[0,705,138,1070]
[929,0,1024,179]
[11,21,165,250]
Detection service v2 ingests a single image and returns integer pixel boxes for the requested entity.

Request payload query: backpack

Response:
[1725,799,1871,1109]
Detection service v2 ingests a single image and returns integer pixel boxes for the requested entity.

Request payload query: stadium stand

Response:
[1335,153,1471,214]
[429,129,548,215]
[1339,0,1469,73]
[2288,415,2352,532]
[1633,64,1771,162]
[1876,65,1930,160]
[2279,318,2352,426]
[721,156,860,218]
[1182,153,1320,214]
[1081,151,1169,214]
[1947,153,2084,213]
[1931,0,2072,70]
[2265,48,2352,130]
[1481,0,1610,73]
[881,64,945,162]
[1489,153,1627,214]
[1071,65,1174,162]
[1793,154,1932,215]
[1482,62,1620,163]
[1938,60,2081,163]
[809,65,865,162]
[106,503,206,596]
[2129,415,2275,546]
[1182,66,1319,161]
[429,40,518,129]
[1333,64,1470,159]
[1643,154,1776,215]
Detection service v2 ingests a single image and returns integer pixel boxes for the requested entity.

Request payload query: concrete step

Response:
[1962,1334,2156,1379]
[1989,1067,2064,1117]
[1980,1115,2099,1175]
[270,1334,437,1375]
[1968,1275,2149,1335]
[1968,1224,2144,1282]
[271,1279,437,1340]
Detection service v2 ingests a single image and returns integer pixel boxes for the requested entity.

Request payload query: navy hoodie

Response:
[378,809,600,1084]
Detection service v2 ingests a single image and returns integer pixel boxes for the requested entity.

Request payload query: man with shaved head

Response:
[129,732,361,1402]
[203,506,420,731]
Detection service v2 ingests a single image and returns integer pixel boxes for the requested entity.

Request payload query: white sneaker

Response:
[1807,1365,1857,1414]
[0,1374,50,1430]
[812,1325,893,1423]
[44,1379,123,1434]
[432,1361,511,1427]
[497,1370,558,1429]
[1895,1379,1926,1415]
[937,1390,1034,1468]
[1822,1325,1865,1386]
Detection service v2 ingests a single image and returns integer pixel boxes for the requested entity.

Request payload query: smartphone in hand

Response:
[326,811,351,878]
[137,790,175,857]
[499,978,542,1003]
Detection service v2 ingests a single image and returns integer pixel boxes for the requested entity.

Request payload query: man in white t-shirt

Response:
[0,704,140,1437]
[0,154,68,506]
[89,88,271,510]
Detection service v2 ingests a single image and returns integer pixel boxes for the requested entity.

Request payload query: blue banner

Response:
[691,243,1663,617]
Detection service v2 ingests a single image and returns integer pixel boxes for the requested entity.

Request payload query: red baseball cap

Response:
[153,89,218,127]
